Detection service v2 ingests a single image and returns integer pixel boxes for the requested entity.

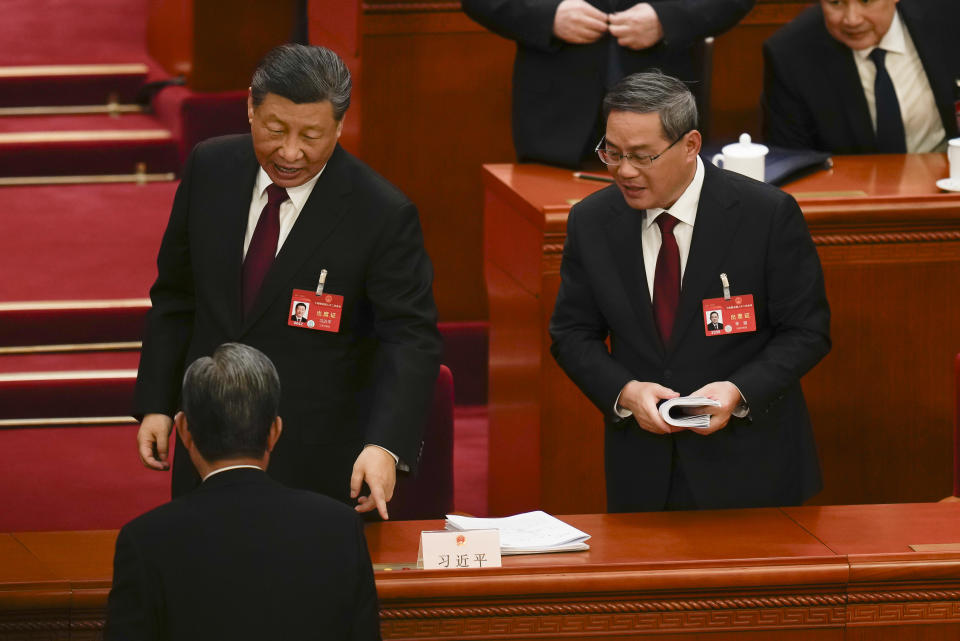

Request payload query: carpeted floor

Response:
[0,182,175,300]
[1,0,163,74]
[0,407,487,531]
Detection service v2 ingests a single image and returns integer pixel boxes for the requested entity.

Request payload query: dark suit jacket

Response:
[134,135,442,501]
[105,468,380,641]
[706,322,723,331]
[461,0,754,168]
[550,162,830,512]
[762,0,960,153]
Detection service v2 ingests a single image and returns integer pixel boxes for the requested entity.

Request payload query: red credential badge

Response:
[288,288,343,332]
[702,294,756,336]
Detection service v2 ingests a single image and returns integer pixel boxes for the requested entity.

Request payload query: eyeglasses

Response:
[595,131,690,169]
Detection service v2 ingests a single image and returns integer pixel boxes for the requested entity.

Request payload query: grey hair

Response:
[602,71,698,140]
[250,44,351,120]
[181,343,281,462]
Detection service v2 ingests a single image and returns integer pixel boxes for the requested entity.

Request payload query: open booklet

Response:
[445,511,591,555]
[658,396,721,429]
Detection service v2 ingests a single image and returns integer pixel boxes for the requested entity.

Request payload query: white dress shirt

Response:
[640,155,705,299]
[242,167,324,259]
[851,11,946,153]
[202,464,264,482]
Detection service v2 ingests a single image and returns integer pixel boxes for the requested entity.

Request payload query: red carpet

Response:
[0,424,173,531]
[0,112,179,176]
[0,182,175,301]
[0,408,489,531]
[0,67,150,108]
[0,0,163,74]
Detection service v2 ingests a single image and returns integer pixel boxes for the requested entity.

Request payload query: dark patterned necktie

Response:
[869,48,906,153]
[242,183,288,316]
[652,213,680,345]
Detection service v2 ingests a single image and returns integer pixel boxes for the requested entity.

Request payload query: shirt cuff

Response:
[366,444,408,471]
[727,382,750,418]
[613,389,633,418]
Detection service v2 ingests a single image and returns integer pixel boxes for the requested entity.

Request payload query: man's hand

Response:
[686,381,742,435]
[137,413,173,471]
[350,445,397,520]
[553,0,609,44]
[617,380,679,434]
[608,3,664,50]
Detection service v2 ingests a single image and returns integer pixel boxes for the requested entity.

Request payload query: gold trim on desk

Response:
[0,341,142,356]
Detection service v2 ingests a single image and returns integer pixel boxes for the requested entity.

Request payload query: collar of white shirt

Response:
[254,164,326,214]
[202,464,265,482]
[642,155,705,231]
[853,10,906,63]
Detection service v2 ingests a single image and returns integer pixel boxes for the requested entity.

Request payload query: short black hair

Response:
[295,303,306,311]
[250,44,351,120]
[181,343,281,462]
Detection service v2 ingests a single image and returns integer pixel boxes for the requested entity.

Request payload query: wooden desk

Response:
[484,155,960,516]
[4,504,960,639]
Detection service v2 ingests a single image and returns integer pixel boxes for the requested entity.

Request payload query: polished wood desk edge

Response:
[482,160,960,242]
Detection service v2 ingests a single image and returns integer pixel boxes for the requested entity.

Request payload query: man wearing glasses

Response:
[550,71,830,512]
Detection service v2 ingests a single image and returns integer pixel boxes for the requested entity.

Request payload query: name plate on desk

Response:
[418,529,502,569]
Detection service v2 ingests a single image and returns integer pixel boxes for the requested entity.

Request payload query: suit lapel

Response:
[603,199,663,358]
[819,34,877,151]
[210,143,259,337]
[241,145,351,331]
[668,164,740,351]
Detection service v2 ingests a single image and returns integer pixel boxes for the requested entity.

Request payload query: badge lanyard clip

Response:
[316,269,328,296]
[720,273,731,300]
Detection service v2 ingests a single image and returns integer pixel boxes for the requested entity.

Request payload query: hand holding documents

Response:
[446,511,591,555]
[658,396,722,430]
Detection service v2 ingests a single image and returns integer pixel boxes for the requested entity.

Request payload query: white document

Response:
[658,396,721,429]
[445,510,591,555]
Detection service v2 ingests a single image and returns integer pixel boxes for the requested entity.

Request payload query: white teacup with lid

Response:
[712,133,768,182]
[949,138,960,182]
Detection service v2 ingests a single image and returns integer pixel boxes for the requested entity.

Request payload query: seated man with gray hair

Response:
[107,343,380,641]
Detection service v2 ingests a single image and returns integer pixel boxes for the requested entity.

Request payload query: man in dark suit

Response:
[763,0,959,154]
[134,45,441,520]
[706,311,722,331]
[107,343,380,641]
[461,0,754,168]
[550,72,830,512]
[291,302,308,322]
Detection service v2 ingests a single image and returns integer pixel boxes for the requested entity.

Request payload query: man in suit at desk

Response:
[461,0,754,168]
[550,72,831,512]
[763,0,959,154]
[134,44,441,520]
[106,343,380,641]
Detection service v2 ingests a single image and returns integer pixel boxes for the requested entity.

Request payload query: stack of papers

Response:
[658,396,721,429]
[445,510,591,555]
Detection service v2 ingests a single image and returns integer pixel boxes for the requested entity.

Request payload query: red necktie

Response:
[242,183,288,316]
[652,213,680,345]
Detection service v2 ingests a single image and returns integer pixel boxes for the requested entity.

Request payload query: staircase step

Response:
[0,113,178,176]
[0,63,149,108]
